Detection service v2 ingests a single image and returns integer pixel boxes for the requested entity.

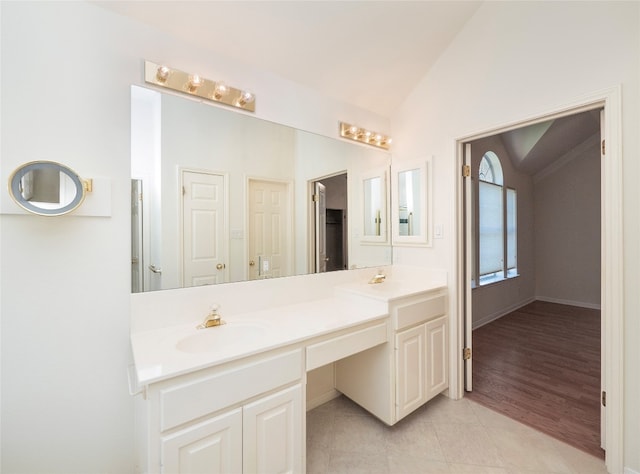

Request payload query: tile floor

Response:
[306,395,608,474]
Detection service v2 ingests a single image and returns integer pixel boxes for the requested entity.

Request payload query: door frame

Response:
[455,86,623,473]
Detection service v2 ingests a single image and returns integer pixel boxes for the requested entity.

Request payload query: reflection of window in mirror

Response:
[398,169,421,236]
[363,176,382,236]
[360,168,388,244]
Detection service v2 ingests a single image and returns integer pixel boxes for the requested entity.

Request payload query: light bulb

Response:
[237,90,255,106]
[187,74,204,92]
[213,82,229,99]
[156,65,170,82]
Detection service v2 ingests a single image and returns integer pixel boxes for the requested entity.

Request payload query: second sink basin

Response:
[176,321,268,354]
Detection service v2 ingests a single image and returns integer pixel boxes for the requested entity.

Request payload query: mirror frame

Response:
[8,161,88,216]
[392,158,432,246]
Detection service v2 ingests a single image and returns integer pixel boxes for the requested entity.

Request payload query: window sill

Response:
[472,272,520,290]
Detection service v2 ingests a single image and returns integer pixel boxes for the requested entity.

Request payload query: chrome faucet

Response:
[368,270,386,284]
[197,304,225,329]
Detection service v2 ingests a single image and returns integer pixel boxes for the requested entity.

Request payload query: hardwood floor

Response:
[466,300,604,459]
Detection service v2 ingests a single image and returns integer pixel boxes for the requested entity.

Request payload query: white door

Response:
[243,385,303,474]
[599,108,606,449]
[464,143,473,391]
[182,170,226,287]
[395,325,426,421]
[161,408,242,474]
[248,179,291,280]
[314,182,327,273]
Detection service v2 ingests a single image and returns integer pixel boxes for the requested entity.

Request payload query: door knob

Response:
[148,264,162,274]
[249,260,255,266]
[216,263,226,270]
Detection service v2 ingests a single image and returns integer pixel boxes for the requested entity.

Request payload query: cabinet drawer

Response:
[159,349,302,431]
[393,295,446,330]
[306,321,388,371]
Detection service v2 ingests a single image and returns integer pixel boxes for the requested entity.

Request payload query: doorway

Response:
[456,88,624,472]
[311,173,348,273]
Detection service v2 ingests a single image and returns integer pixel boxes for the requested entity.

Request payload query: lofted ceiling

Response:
[94,1,601,170]
[498,109,601,176]
[93,0,483,117]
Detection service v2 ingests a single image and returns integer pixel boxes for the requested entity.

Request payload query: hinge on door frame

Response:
[602,390,606,407]
[462,165,471,178]
[463,347,472,360]
[312,194,318,202]
[601,139,606,155]
[182,186,186,196]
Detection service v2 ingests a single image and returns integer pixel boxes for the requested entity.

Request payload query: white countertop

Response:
[131,295,388,387]
[336,279,446,302]
[130,268,448,388]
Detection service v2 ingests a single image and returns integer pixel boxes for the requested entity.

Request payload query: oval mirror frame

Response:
[8,161,88,216]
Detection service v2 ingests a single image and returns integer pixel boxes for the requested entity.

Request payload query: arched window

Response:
[479,151,503,185]
[478,151,517,285]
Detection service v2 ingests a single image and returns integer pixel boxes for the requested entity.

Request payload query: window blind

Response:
[506,188,517,270]
[479,181,503,275]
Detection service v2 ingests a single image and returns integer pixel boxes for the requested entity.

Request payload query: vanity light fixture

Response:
[144,60,256,112]
[339,122,392,150]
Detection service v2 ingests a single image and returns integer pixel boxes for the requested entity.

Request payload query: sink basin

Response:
[176,322,267,353]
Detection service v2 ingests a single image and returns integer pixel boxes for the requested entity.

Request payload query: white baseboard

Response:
[306,388,341,411]
[535,296,601,310]
[472,297,535,329]
[624,468,640,474]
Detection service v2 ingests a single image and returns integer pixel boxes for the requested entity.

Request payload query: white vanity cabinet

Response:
[335,289,448,425]
[137,348,304,474]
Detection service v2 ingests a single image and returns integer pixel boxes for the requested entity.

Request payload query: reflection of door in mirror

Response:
[248,179,292,280]
[182,170,227,286]
[398,169,421,236]
[313,173,348,273]
[314,182,327,273]
[131,179,144,293]
[363,176,382,237]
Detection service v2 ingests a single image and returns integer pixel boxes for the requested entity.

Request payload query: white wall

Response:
[0,2,387,472]
[534,137,601,308]
[391,1,639,471]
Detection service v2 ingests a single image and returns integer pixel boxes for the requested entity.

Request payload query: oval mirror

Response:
[8,161,89,216]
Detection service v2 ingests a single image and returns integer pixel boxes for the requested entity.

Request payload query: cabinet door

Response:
[395,325,426,421]
[243,384,303,474]
[425,315,449,400]
[161,408,242,474]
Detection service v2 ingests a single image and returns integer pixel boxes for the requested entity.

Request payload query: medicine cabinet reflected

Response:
[361,168,388,244]
[392,159,431,246]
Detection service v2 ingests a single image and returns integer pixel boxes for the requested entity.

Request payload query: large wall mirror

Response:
[131,85,391,292]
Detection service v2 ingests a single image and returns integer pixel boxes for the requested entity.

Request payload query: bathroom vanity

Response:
[130,267,447,473]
